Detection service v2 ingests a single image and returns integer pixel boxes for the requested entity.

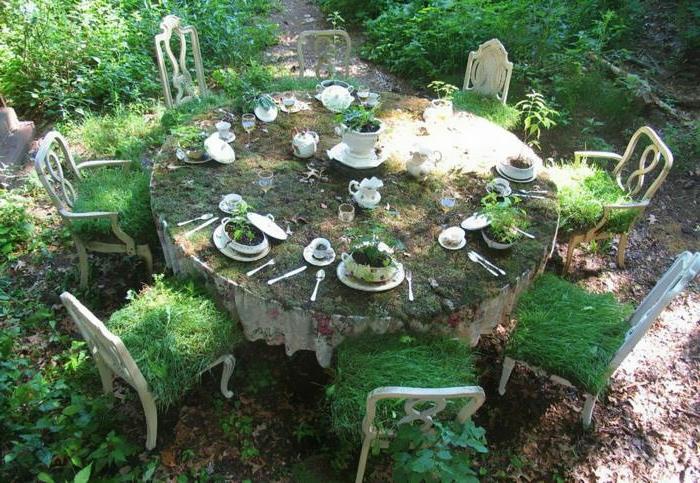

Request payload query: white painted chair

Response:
[60,291,236,450]
[34,131,152,289]
[463,38,513,104]
[499,251,700,427]
[297,30,352,78]
[564,126,673,273]
[355,386,485,483]
[154,15,207,108]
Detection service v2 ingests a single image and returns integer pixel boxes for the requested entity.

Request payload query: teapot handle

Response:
[341,252,351,263]
[347,85,355,93]
[221,217,230,225]
[310,131,320,143]
[266,213,275,222]
[433,150,443,163]
[348,180,360,196]
[315,84,324,94]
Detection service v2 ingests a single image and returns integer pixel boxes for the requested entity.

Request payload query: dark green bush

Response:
[0,192,35,261]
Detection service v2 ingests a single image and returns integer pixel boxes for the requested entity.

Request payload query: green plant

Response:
[337,105,381,132]
[326,10,346,30]
[224,201,260,243]
[515,91,559,149]
[480,193,528,244]
[0,191,34,261]
[427,80,458,101]
[350,239,394,268]
[452,91,521,130]
[388,419,487,483]
[171,125,206,149]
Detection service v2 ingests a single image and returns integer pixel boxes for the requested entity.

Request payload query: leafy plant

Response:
[224,201,260,243]
[0,191,34,261]
[480,193,529,244]
[171,125,206,149]
[350,238,394,268]
[427,80,458,101]
[337,105,381,132]
[515,91,559,149]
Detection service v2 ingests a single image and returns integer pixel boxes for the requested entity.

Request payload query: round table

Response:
[150,92,559,367]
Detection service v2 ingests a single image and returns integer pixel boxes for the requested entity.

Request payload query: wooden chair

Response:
[297,30,351,78]
[499,251,699,427]
[462,38,513,104]
[34,131,152,289]
[60,290,237,450]
[154,15,207,108]
[563,126,673,273]
[355,386,485,482]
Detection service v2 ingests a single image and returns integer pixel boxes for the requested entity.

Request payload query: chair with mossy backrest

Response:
[327,334,486,483]
[462,38,513,105]
[155,15,207,109]
[35,131,153,288]
[562,126,673,273]
[297,30,352,79]
[499,251,699,428]
[60,277,243,450]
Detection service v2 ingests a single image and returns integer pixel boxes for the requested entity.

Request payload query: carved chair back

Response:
[297,30,352,78]
[463,38,513,104]
[155,15,207,108]
[611,126,673,201]
[34,131,81,213]
[60,292,150,394]
[608,251,699,374]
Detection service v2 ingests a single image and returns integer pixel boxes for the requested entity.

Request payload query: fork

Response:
[406,270,414,302]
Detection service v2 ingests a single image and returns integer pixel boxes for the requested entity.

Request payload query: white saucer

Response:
[303,245,336,266]
[177,148,211,165]
[495,163,538,183]
[327,143,388,169]
[337,261,405,292]
[279,101,306,113]
[461,213,491,231]
[213,225,270,262]
[254,105,278,123]
[438,233,467,250]
[219,193,244,214]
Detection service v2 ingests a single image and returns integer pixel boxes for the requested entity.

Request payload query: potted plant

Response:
[335,105,383,164]
[479,193,529,249]
[426,80,458,121]
[220,202,268,254]
[341,234,399,282]
[498,151,537,181]
[172,125,206,160]
[253,93,278,123]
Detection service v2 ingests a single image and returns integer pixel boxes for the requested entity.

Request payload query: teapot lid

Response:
[360,176,384,189]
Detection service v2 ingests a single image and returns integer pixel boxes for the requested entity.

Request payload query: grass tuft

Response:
[328,334,476,446]
[507,274,633,394]
[453,91,521,130]
[107,276,244,410]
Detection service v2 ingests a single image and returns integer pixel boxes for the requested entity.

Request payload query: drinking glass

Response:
[338,203,355,223]
[257,170,274,195]
[439,191,457,213]
[242,113,256,148]
[357,85,369,101]
[282,91,296,109]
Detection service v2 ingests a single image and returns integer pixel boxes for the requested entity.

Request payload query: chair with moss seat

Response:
[327,335,485,483]
[462,38,513,105]
[562,126,673,273]
[35,131,153,289]
[297,30,352,79]
[499,251,699,428]
[155,15,207,108]
[60,277,242,450]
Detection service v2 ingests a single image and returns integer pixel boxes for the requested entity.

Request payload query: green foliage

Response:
[337,105,380,132]
[224,201,258,242]
[452,91,520,129]
[663,120,699,170]
[427,80,458,101]
[171,125,207,149]
[388,420,487,483]
[480,193,528,244]
[507,274,634,394]
[515,91,559,149]
[107,276,244,410]
[71,164,156,244]
[327,334,476,446]
[677,0,700,59]
[0,191,34,261]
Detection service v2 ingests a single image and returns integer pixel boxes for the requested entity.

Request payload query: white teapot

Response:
[319,85,354,113]
[406,144,442,180]
[348,177,383,209]
[292,130,319,158]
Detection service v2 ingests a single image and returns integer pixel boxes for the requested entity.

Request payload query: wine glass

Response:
[242,113,256,148]
[439,190,457,214]
[258,170,274,195]
[357,85,370,102]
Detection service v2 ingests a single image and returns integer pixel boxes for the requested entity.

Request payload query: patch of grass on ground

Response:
[507,274,633,394]
[453,91,520,130]
[108,276,243,410]
[328,334,476,446]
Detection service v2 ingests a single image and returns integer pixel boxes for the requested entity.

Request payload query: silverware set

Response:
[467,250,506,277]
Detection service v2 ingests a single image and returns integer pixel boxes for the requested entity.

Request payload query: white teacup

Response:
[312,238,333,259]
[216,121,232,140]
[442,226,465,246]
[365,93,380,107]
[282,92,296,108]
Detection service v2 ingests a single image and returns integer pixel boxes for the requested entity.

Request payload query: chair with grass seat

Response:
[463,38,513,105]
[155,15,207,108]
[297,30,352,79]
[499,251,699,428]
[60,277,243,450]
[327,335,485,483]
[35,131,153,288]
[562,126,673,273]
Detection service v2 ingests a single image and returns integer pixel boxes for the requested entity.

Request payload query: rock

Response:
[682,180,694,189]
[441,299,455,311]
[429,277,439,289]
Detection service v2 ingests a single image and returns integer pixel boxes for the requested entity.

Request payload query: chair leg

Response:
[95,357,114,395]
[498,357,516,396]
[75,239,89,289]
[563,235,581,274]
[220,354,236,399]
[138,389,158,450]
[355,435,373,483]
[616,233,629,269]
[137,244,153,277]
[582,393,597,428]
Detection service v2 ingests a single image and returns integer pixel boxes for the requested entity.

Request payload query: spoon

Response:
[310,269,326,302]
[246,258,275,277]
[177,213,214,227]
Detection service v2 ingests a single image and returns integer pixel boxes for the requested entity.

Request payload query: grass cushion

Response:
[107,276,244,410]
[506,274,634,394]
[550,161,638,235]
[328,334,477,446]
[71,165,156,244]
[453,91,520,129]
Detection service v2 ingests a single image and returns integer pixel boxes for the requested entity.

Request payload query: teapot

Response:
[319,85,354,113]
[292,130,319,159]
[406,144,442,180]
[348,177,383,209]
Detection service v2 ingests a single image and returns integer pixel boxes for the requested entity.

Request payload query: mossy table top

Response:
[150,92,559,363]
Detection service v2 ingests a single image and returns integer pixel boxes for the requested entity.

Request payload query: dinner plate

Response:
[337,261,405,292]
[213,225,270,262]
[461,213,491,231]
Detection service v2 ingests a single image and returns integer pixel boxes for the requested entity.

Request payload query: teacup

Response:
[216,121,232,140]
[365,93,380,107]
[282,92,296,108]
[442,226,465,246]
[312,238,333,259]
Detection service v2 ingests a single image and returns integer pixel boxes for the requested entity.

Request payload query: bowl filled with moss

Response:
[479,193,529,249]
[341,238,399,283]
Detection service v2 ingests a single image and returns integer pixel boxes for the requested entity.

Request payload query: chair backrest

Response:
[297,30,351,79]
[154,15,207,108]
[462,38,513,104]
[34,131,80,213]
[60,292,150,393]
[608,251,699,373]
[612,126,673,201]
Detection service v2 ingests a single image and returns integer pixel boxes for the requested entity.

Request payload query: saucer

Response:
[337,261,405,292]
[219,193,244,214]
[438,229,467,250]
[327,143,388,169]
[279,100,307,113]
[303,244,336,266]
[177,148,211,165]
[495,163,538,183]
[213,225,270,262]
[461,213,491,231]
[217,132,236,143]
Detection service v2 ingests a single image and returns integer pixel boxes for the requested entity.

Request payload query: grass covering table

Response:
[150,92,559,366]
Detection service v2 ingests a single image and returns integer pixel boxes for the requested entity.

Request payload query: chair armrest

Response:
[76,160,133,171]
[574,151,623,164]
[59,209,137,253]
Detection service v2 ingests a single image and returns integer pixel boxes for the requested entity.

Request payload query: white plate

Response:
[177,147,211,164]
[303,244,336,266]
[204,134,235,164]
[327,143,388,169]
[247,212,288,241]
[438,229,467,250]
[213,225,270,262]
[337,261,405,292]
[495,163,537,183]
[461,213,491,231]
[254,105,278,123]
[279,101,307,113]
[219,193,243,214]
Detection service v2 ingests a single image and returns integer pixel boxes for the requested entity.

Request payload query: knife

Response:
[267,265,307,285]
[184,216,219,237]
[471,251,506,276]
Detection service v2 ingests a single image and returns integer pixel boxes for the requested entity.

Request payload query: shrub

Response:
[0,191,34,261]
